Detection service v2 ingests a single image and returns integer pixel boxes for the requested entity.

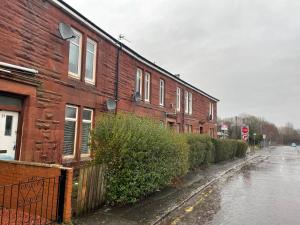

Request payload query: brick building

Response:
[0,0,219,166]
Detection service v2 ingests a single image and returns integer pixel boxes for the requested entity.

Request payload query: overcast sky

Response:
[65,0,300,128]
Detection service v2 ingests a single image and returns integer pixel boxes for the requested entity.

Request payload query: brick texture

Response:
[0,0,218,166]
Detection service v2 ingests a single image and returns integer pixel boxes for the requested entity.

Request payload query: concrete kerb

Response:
[151,154,270,225]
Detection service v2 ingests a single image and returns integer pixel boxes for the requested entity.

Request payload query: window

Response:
[200,126,204,134]
[144,72,151,102]
[184,124,192,133]
[188,92,193,115]
[176,87,181,112]
[184,91,189,114]
[184,91,192,115]
[81,109,93,155]
[135,68,143,97]
[189,125,193,133]
[4,115,13,136]
[68,29,82,78]
[85,38,97,84]
[209,102,214,120]
[159,79,165,106]
[63,105,78,157]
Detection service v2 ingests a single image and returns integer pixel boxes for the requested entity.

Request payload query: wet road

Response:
[162,146,300,225]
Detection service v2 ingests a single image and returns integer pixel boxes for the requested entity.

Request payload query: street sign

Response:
[242,127,249,133]
[241,125,249,142]
[263,134,266,139]
[221,124,228,131]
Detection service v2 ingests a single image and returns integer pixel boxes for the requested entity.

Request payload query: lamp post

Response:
[253,133,257,151]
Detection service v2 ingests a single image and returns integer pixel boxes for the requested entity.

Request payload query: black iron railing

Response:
[0,175,65,225]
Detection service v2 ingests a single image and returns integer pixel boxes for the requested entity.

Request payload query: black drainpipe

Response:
[114,42,122,114]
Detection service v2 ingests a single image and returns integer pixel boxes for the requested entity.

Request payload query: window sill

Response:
[85,79,95,86]
[68,73,81,80]
[80,155,92,162]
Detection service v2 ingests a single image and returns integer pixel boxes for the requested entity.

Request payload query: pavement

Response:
[73,150,269,225]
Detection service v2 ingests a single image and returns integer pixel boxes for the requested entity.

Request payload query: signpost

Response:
[241,125,249,142]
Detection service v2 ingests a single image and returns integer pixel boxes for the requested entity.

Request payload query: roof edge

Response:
[51,0,219,102]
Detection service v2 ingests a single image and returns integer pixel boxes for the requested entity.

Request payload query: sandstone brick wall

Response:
[0,0,218,166]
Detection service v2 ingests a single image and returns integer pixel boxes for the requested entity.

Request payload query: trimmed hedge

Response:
[90,114,248,205]
[90,114,189,205]
[212,139,248,162]
[236,140,248,158]
[185,134,214,168]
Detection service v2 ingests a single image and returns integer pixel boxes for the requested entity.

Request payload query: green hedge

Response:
[236,140,248,158]
[90,114,248,205]
[90,114,189,205]
[185,134,214,168]
[212,139,248,162]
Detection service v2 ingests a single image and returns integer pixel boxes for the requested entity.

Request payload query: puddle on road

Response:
[162,148,300,225]
[209,149,300,225]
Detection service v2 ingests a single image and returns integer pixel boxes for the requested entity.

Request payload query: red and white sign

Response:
[241,125,249,141]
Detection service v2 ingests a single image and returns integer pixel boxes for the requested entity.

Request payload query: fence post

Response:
[57,169,67,223]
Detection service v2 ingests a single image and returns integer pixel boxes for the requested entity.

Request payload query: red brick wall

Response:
[0,0,218,166]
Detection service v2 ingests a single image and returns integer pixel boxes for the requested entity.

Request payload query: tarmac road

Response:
[161,146,300,225]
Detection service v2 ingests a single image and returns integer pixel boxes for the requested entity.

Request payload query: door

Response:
[0,111,19,160]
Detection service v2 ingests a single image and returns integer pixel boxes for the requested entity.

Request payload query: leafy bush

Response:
[90,114,189,205]
[212,139,238,162]
[236,141,248,158]
[185,134,214,168]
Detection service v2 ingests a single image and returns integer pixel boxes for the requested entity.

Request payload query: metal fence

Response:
[0,175,66,225]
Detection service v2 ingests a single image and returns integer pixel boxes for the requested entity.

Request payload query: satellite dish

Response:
[133,92,141,102]
[106,98,117,111]
[58,22,76,40]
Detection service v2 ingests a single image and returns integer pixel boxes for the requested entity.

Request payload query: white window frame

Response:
[81,108,93,157]
[176,87,181,112]
[64,105,78,159]
[184,91,193,115]
[135,68,143,97]
[184,91,189,114]
[68,28,82,79]
[159,79,165,106]
[144,72,151,102]
[85,38,97,85]
[188,92,193,115]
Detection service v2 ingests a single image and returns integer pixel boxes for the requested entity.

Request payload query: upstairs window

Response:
[85,38,97,84]
[81,108,93,155]
[144,72,151,102]
[68,29,82,78]
[159,79,165,106]
[135,68,143,97]
[176,87,181,112]
[184,91,193,115]
[63,105,78,157]
[188,92,193,115]
[184,91,189,114]
[209,102,214,120]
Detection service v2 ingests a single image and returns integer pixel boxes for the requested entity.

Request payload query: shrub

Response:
[90,113,189,205]
[236,141,248,158]
[185,134,214,168]
[212,139,238,162]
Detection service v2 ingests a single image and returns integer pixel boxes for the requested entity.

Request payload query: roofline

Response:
[51,0,219,102]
